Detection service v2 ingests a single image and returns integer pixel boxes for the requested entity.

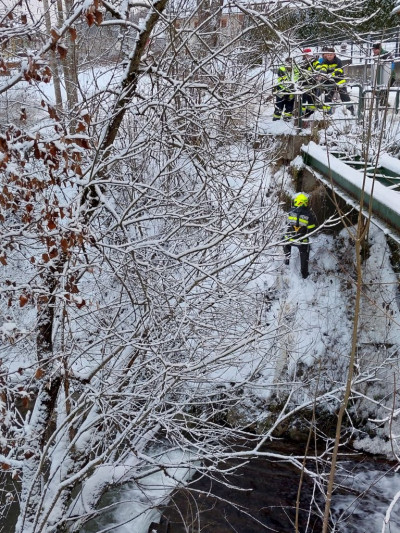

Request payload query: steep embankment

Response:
[256,184,400,454]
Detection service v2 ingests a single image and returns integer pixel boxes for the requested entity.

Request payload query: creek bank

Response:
[154,439,398,533]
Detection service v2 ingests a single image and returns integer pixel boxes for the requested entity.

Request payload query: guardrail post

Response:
[294,93,303,130]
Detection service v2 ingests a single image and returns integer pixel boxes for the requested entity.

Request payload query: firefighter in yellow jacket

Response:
[284,193,317,279]
[298,48,321,118]
[318,46,355,115]
[273,57,299,121]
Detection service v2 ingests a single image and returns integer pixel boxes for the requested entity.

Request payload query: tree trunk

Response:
[42,0,63,111]
[61,0,79,121]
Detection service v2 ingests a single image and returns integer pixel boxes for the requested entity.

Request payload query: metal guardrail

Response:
[301,142,400,242]
[299,27,400,63]
[290,84,400,128]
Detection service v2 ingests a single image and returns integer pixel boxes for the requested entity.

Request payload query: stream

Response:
[3,441,399,532]
[156,440,400,533]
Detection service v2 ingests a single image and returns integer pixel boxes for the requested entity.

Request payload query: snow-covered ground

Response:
[85,87,400,531]
[80,172,400,533]
[2,58,400,532]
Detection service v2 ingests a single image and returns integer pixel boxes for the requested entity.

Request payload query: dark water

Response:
[160,441,322,532]
[155,441,399,533]
[3,441,399,532]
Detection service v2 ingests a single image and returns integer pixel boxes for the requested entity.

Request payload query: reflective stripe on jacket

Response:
[285,206,317,243]
[318,56,347,85]
[276,65,299,92]
[298,59,321,88]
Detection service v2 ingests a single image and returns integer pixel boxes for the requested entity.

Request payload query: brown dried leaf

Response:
[35,368,44,379]
[60,238,69,252]
[75,298,86,309]
[19,294,29,307]
[41,66,52,83]
[70,283,79,294]
[81,112,90,125]
[50,28,60,42]
[47,219,57,231]
[95,10,103,25]
[69,27,77,41]
[86,13,95,27]
[57,44,68,60]
[72,163,83,176]
[48,105,58,120]
[0,137,7,152]
[76,121,86,133]
[75,138,90,149]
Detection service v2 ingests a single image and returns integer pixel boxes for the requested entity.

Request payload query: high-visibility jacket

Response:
[285,205,317,243]
[275,65,299,94]
[298,58,321,88]
[318,56,347,86]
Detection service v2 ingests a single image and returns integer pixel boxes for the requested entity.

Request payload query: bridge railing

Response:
[301,141,400,242]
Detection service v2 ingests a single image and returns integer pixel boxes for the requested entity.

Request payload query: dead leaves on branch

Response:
[0,121,91,182]
[19,294,29,308]
[69,27,77,42]
[23,57,52,84]
[0,120,92,313]
[85,0,103,27]
[49,30,68,60]
[48,0,102,59]
[8,265,87,311]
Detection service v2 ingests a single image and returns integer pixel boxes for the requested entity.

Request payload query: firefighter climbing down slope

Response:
[283,192,317,279]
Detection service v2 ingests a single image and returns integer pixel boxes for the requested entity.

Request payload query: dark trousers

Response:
[325,86,354,113]
[273,95,294,120]
[284,243,310,278]
[302,91,316,117]
[325,87,351,103]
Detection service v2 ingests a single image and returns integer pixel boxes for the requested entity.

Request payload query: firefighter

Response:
[283,192,317,279]
[319,46,355,115]
[298,48,321,118]
[273,57,299,121]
